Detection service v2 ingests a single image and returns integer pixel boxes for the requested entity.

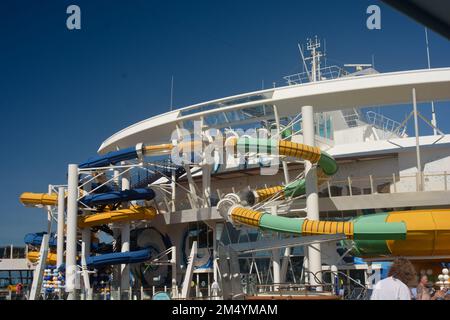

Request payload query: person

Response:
[431,288,448,300]
[211,281,221,300]
[15,283,23,300]
[371,258,416,300]
[416,275,431,300]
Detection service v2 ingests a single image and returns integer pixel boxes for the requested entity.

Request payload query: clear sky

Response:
[1,0,449,244]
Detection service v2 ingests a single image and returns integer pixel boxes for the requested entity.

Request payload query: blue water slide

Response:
[79,147,139,169]
[81,188,156,206]
[24,233,57,247]
[25,232,101,251]
[85,248,152,267]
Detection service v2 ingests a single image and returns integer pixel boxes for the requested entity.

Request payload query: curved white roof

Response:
[98,67,450,154]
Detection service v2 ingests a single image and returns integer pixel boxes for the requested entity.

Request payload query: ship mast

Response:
[305,36,324,82]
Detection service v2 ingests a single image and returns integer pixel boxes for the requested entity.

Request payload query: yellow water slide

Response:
[27,251,57,265]
[78,206,157,228]
[20,192,58,206]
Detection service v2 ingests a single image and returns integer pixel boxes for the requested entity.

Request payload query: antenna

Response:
[298,43,312,82]
[425,27,438,135]
[170,75,174,111]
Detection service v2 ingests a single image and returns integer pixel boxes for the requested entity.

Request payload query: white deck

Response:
[98,67,450,153]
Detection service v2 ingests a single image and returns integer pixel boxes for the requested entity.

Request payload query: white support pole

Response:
[302,105,322,290]
[81,228,91,299]
[271,205,281,291]
[280,246,291,283]
[202,164,211,207]
[56,187,65,268]
[175,123,198,209]
[213,222,219,283]
[171,246,178,298]
[46,185,53,234]
[120,168,131,299]
[29,234,49,300]
[425,28,438,136]
[181,241,197,299]
[171,169,176,212]
[412,88,423,191]
[66,164,79,300]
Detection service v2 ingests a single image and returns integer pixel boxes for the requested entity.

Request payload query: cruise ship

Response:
[5,32,450,300]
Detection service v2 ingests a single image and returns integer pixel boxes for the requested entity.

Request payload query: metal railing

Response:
[323,171,450,198]
[284,66,349,85]
[365,111,407,137]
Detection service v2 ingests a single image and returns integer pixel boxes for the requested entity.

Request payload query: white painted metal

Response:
[425,28,438,136]
[171,246,178,298]
[412,88,423,191]
[270,205,281,291]
[181,241,197,299]
[56,187,65,268]
[202,164,211,207]
[120,168,131,299]
[302,105,322,289]
[29,234,49,300]
[98,68,450,153]
[46,185,53,234]
[66,164,79,300]
[171,169,176,212]
[81,228,91,299]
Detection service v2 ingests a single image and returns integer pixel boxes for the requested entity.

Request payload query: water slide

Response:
[229,137,337,205]
[85,248,152,267]
[78,206,157,228]
[20,192,59,206]
[221,137,450,257]
[21,188,159,266]
[24,232,57,247]
[81,188,155,207]
[79,141,201,169]
[27,251,57,265]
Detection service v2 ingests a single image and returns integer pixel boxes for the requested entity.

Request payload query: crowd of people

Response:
[371,258,449,300]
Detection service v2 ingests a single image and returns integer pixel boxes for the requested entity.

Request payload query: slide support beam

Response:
[302,105,323,290]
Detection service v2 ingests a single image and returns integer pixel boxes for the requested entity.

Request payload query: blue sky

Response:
[0,0,449,244]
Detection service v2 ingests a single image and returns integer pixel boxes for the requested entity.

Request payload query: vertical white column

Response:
[66,164,79,300]
[56,187,65,268]
[46,185,53,234]
[412,88,423,191]
[202,164,211,207]
[171,169,176,212]
[302,105,322,289]
[81,228,91,299]
[271,205,281,290]
[120,169,131,299]
[171,246,178,298]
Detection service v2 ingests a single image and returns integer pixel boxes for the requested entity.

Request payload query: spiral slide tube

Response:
[229,137,337,205]
[227,206,406,241]
[80,188,155,207]
[349,209,450,257]
[78,206,157,228]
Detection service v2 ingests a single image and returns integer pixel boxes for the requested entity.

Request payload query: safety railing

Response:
[322,171,450,198]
